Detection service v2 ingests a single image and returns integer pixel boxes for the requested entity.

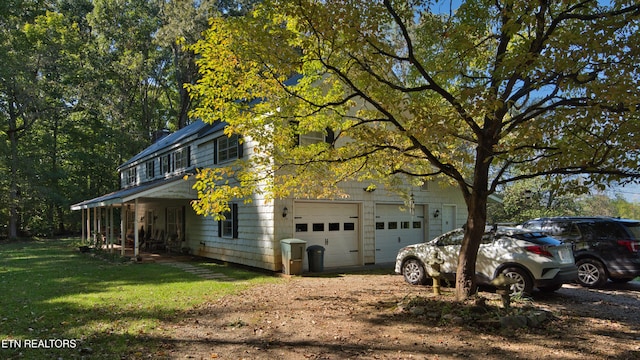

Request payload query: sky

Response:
[608,183,640,203]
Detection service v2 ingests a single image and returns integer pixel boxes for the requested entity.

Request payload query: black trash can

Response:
[306,245,325,272]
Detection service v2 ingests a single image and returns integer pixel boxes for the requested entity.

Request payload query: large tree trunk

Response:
[455,137,492,301]
[455,190,489,300]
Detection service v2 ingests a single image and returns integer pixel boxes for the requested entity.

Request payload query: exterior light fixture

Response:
[282,206,288,218]
[409,193,415,215]
[433,209,440,218]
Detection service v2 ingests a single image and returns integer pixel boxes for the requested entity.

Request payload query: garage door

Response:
[375,204,425,263]
[294,202,359,268]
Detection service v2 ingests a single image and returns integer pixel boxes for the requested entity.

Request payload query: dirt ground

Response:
[158,272,640,360]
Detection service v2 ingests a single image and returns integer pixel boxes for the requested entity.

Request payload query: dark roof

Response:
[118,120,226,170]
[70,177,185,210]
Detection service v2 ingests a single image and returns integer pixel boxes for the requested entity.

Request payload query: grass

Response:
[0,238,281,359]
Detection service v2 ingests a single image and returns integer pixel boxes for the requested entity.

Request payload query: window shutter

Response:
[213,139,218,164]
[187,146,191,167]
[325,128,335,145]
[237,137,244,158]
[232,203,238,239]
[291,121,300,146]
[217,218,222,237]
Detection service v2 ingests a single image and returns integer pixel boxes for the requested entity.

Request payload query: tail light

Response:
[525,245,554,258]
[617,240,640,253]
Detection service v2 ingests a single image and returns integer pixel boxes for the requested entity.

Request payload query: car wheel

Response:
[538,283,563,293]
[576,258,608,288]
[501,267,533,296]
[402,258,427,285]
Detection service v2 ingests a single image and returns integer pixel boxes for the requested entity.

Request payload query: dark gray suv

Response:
[520,217,640,287]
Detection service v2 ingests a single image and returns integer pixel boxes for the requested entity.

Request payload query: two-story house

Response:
[71,119,468,271]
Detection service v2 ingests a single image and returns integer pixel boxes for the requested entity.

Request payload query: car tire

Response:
[402,258,427,285]
[576,258,608,288]
[538,284,563,293]
[501,267,533,296]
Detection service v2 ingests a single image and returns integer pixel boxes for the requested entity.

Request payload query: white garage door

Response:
[375,204,425,263]
[294,202,360,268]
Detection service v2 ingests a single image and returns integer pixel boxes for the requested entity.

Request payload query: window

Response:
[161,154,171,175]
[145,160,155,180]
[401,221,410,229]
[218,134,239,163]
[388,222,398,230]
[329,223,340,231]
[312,223,325,231]
[376,222,385,230]
[438,230,464,246]
[296,223,308,232]
[145,210,155,237]
[166,207,184,241]
[173,147,190,171]
[218,203,238,239]
[292,121,335,146]
[299,131,325,145]
[125,167,137,186]
[344,222,355,231]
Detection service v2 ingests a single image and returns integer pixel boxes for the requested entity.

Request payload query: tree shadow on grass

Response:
[0,239,272,359]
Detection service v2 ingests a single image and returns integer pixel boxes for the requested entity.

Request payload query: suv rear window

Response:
[618,221,640,239]
[508,232,561,246]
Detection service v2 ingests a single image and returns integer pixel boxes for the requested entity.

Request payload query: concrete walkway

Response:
[159,261,237,282]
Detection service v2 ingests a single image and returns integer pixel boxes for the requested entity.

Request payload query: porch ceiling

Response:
[70,176,197,210]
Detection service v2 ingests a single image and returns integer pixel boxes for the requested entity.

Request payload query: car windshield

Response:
[507,232,561,246]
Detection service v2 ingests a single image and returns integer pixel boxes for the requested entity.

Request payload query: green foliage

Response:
[1,1,254,237]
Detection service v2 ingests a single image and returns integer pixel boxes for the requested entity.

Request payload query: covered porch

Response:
[70,176,198,259]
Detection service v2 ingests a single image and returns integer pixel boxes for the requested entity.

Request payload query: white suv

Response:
[395,226,577,295]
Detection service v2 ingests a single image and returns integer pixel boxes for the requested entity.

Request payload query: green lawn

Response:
[0,238,280,359]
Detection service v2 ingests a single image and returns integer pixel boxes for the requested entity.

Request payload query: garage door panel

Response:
[375,204,424,263]
[294,202,359,268]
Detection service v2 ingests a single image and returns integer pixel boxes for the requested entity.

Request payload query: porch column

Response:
[134,198,139,258]
[81,207,86,244]
[120,206,125,256]
[93,207,97,246]
[97,207,102,249]
[85,208,91,244]
[109,205,114,253]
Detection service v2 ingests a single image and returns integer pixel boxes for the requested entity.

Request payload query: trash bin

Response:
[306,245,325,272]
[280,238,306,275]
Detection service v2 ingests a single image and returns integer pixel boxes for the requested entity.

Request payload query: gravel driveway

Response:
[158,273,640,360]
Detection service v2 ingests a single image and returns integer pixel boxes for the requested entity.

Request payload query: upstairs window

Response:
[216,134,241,163]
[299,131,325,145]
[292,121,335,146]
[125,167,137,186]
[218,135,238,162]
[145,160,155,180]
[173,147,190,171]
[161,154,171,175]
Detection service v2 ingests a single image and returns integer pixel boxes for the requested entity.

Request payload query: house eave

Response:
[70,176,197,210]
